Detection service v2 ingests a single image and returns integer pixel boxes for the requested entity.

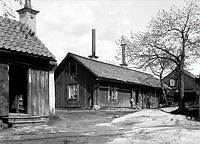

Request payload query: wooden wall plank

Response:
[0,64,9,116]
[44,72,49,116]
[31,69,36,115]
[36,70,40,115]
[27,69,32,115]
[40,71,45,115]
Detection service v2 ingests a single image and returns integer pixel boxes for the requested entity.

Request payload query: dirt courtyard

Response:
[0,107,200,144]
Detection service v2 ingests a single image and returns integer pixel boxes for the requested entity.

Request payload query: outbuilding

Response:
[0,0,56,126]
[55,53,168,109]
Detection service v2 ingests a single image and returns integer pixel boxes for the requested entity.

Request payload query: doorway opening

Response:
[9,65,28,113]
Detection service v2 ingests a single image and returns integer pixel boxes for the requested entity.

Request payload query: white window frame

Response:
[169,79,176,87]
[108,87,118,101]
[67,84,79,100]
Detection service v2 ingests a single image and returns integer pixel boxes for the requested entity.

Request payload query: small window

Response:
[170,79,176,87]
[67,84,79,100]
[69,63,77,76]
[108,87,118,101]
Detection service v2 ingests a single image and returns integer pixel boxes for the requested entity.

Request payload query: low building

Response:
[0,0,56,126]
[55,53,169,109]
[163,69,200,105]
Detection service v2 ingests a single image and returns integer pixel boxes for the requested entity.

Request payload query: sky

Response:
[3,0,200,75]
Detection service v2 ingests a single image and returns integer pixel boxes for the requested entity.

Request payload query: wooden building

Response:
[55,53,169,109]
[0,0,56,126]
[163,69,200,104]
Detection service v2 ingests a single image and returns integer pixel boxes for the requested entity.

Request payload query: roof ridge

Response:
[68,52,153,77]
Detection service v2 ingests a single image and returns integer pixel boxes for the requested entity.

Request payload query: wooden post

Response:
[49,71,55,115]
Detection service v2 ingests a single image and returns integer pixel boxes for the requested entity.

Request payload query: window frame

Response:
[67,84,79,101]
[169,79,176,87]
[108,86,118,101]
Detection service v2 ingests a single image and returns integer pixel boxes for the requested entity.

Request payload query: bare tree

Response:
[117,1,200,114]
[0,0,23,18]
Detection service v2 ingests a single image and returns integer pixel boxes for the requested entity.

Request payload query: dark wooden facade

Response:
[0,13,57,118]
[163,69,200,104]
[0,51,55,117]
[55,53,163,109]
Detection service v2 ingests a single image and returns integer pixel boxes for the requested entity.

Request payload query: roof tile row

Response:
[0,16,56,60]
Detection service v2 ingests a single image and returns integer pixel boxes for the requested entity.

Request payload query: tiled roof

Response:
[0,16,56,60]
[62,53,170,89]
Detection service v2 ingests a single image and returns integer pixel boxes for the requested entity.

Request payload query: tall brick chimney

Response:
[120,36,128,67]
[17,0,39,32]
[89,29,98,59]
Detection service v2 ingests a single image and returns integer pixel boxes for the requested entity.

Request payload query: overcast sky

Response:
[5,0,200,75]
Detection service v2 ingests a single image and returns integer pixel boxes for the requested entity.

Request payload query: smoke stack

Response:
[120,37,128,67]
[89,29,98,59]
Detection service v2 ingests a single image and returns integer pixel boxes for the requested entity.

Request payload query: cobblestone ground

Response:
[0,108,200,144]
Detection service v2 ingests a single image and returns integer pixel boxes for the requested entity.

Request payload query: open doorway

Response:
[9,65,28,113]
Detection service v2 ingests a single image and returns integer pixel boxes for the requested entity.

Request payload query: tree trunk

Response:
[179,64,185,108]
[160,78,168,105]
[171,64,189,115]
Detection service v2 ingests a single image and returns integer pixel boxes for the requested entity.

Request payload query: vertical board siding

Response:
[36,70,40,115]
[117,90,131,107]
[98,87,131,108]
[40,71,45,115]
[44,71,49,116]
[55,58,95,108]
[0,64,9,116]
[31,69,36,115]
[27,69,32,114]
[28,69,49,116]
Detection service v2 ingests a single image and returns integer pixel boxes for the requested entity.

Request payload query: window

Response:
[67,84,79,100]
[170,79,176,87]
[108,87,118,101]
[69,63,77,76]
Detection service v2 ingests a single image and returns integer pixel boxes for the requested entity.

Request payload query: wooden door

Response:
[27,69,49,116]
[0,64,9,116]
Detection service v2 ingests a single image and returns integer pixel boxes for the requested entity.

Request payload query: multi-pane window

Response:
[108,87,118,101]
[67,84,79,100]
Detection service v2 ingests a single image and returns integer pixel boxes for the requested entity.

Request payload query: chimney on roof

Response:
[16,0,39,32]
[120,36,128,68]
[89,29,99,59]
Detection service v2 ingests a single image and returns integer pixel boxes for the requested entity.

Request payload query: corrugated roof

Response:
[0,16,56,60]
[66,53,169,89]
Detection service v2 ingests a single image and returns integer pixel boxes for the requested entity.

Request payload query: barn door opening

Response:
[9,65,28,113]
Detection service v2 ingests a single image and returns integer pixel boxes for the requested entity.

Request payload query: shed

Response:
[0,1,56,126]
[163,69,200,105]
